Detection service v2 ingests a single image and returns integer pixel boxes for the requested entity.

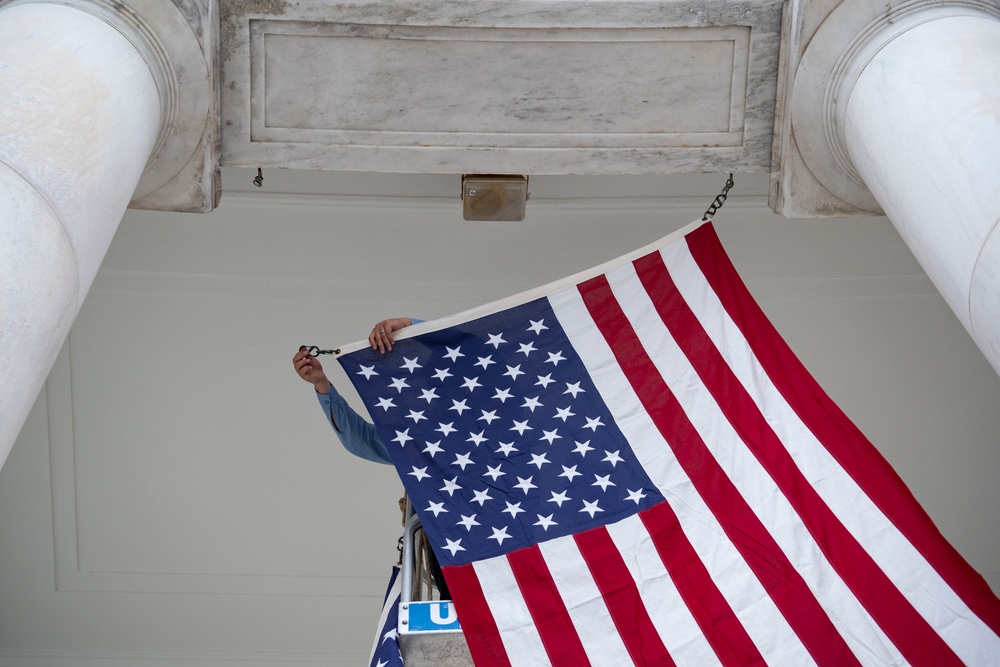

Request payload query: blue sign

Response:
[399,600,462,634]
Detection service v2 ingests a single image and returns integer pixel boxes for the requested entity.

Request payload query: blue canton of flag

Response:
[340,298,663,567]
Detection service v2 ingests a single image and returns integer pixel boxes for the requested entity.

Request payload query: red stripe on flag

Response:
[634,249,967,667]
[506,545,593,666]
[443,563,513,667]
[639,501,766,667]
[574,525,675,667]
[578,273,862,667]
[684,222,1000,636]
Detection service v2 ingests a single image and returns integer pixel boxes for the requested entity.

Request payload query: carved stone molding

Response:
[127,0,220,212]
[128,0,220,212]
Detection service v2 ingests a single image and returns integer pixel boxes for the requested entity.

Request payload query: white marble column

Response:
[0,2,162,469]
[783,1,1000,375]
[841,10,1000,375]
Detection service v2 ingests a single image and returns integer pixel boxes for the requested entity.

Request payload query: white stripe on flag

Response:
[605,513,725,667]
[603,260,903,667]
[472,555,550,667]
[537,534,635,666]
[660,240,1000,664]
[548,286,817,667]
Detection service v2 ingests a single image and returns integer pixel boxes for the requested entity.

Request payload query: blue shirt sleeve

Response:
[316,385,392,465]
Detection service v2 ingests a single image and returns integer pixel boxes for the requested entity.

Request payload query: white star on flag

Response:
[400,357,422,372]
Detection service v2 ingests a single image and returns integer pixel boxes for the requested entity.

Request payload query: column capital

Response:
[769,0,1000,217]
[1,0,220,212]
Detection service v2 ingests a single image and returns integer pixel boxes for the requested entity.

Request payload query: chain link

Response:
[702,173,735,221]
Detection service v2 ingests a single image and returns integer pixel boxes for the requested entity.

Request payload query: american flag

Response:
[340,220,1000,666]
[368,564,404,667]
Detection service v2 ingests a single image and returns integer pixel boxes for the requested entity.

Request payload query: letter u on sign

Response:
[430,602,458,625]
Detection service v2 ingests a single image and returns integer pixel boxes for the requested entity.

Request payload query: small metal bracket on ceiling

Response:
[252,167,263,188]
[702,173,735,221]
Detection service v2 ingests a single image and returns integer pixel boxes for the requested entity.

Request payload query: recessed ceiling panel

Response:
[220,0,782,174]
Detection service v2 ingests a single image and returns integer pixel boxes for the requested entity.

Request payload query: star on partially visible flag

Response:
[368,564,404,667]
[342,219,1000,666]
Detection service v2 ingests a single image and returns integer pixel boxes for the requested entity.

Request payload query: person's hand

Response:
[369,318,413,354]
[293,346,332,394]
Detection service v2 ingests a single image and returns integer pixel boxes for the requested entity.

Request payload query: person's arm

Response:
[292,346,391,464]
[315,385,392,464]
